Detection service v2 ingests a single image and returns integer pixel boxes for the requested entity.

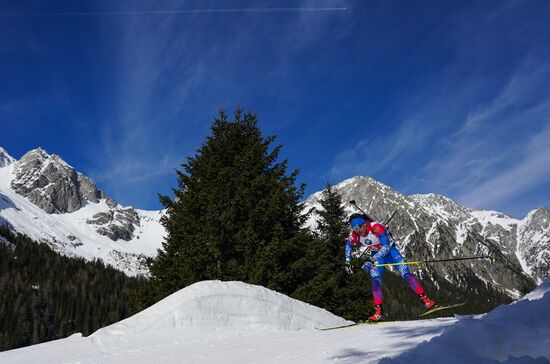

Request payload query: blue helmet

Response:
[348,213,371,230]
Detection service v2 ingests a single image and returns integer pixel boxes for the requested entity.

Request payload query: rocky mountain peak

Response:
[410,193,476,222]
[0,147,16,168]
[410,193,457,206]
[329,176,413,215]
[524,206,550,225]
[305,175,541,297]
[518,206,550,282]
[10,147,106,214]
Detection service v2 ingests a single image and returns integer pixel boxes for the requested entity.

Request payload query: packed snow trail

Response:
[1,279,549,363]
[1,316,455,364]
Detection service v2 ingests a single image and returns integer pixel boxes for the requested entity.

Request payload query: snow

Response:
[1,279,549,364]
[0,159,163,276]
[0,147,15,167]
[95,280,351,334]
[469,210,518,233]
[385,279,550,364]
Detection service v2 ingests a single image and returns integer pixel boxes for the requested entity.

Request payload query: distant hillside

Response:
[0,226,147,352]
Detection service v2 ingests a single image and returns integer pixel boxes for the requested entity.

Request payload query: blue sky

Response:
[1,0,549,218]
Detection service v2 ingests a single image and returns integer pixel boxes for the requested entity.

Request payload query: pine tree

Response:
[292,184,373,320]
[0,225,146,351]
[149,108,306,301]
[316,183,349,258]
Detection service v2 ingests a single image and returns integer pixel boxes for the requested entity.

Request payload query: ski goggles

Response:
[349,217,366,231]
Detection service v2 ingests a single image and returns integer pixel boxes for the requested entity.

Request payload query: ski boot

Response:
[368,304,383,322]
[419,293,437,309]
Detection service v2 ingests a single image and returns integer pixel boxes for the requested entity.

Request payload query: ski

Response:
[315,321,390,331]
[419,302,466,317]
[318,303,466,330]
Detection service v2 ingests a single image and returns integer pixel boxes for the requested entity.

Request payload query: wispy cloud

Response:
[422,59,550,206]
[329,116,436,179]
[89,0,349,207]
[329,41,550,217]
[457,122,550,213]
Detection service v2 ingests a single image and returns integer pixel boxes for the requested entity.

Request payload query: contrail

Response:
[3,7,348,17]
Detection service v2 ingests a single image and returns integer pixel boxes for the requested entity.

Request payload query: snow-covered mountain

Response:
[1,278,549,363]
[0,147,164,276]
[304,176,549,299]
[1,147,549,288]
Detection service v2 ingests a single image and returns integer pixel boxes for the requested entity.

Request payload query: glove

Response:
[345,261,353,274]
[362,255,378,271]
[365,255,377,264]
[362,262,373,271]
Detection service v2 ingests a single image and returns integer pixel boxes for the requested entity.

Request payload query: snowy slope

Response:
[0,148,164,276]
[379,278,550,364]
[1,279,549,364]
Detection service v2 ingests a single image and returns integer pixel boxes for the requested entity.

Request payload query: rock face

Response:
[8,148,143,242]
[86,207,141,241]
[0,148,15,168]
[304,176,547,300]
[517,207,550,281]
[0,147,161,276]
[10,148,105,214]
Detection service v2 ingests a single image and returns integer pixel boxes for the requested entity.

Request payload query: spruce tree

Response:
[0,225,145,351]
[149,108,306,300]
[292,184,373,321]
[316,183,349,258]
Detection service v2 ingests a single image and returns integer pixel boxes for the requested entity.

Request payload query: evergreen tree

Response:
[149,108,307,301]
[292,184,373,321]
[0,225,146,351]
[316,183,349,258]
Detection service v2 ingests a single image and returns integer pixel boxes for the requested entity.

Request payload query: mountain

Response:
[0,147,16,168]
[0,147,164,276]
[10,147,105,214]
[304,176,548,301]
[1,147,548,288]
[517,207,550,280]
[1,278,549,363]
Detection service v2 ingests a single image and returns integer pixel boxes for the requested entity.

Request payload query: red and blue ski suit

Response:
[345,221,426,305]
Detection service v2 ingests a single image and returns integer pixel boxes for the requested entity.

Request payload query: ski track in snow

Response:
[1,279,549,364]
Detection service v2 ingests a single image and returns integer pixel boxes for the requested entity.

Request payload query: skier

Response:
[344,213,437,321]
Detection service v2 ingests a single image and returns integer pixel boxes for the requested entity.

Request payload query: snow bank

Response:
[93,280,351,338]
[3,280,550,364]
[381,278,550,364]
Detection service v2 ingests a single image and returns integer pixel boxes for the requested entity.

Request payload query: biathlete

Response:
[344,213,437,321]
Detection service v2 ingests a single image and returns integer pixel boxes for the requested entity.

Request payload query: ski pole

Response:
[349,200,374,221]
[349,199,366,213]
[372,254,495,267]
[349,200,399,227]
[383,206,400,226]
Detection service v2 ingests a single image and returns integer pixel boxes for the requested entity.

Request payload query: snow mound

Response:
[93,280,351,338]
[380,278,550,364]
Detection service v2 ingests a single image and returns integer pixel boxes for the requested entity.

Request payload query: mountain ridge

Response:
[0,147,164,276]
[1,148,548,288]
[303,176,543,300]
